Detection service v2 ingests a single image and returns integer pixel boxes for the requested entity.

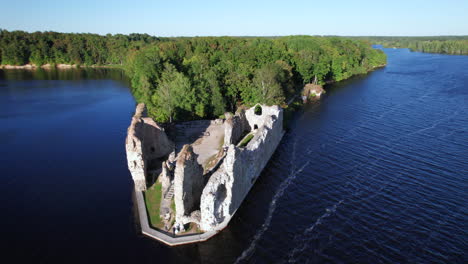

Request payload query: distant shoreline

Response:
[0,64,121,70]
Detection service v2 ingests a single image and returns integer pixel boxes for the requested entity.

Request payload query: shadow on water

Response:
[0,67,128,81]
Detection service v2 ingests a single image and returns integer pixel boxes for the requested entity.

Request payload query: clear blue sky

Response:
[1,0,467,36]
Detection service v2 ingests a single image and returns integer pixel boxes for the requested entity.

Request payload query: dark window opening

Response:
[254,105,262,115]
[254,124,258,130]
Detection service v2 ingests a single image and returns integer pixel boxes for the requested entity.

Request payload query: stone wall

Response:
[224,109,250,146]
[125,103,174,191]
[200,105,283,231]
[140,117,174,161]
[244,104,282,130]
[174,145,205,222]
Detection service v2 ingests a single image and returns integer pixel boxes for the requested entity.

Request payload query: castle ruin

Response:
[126,103,284,238]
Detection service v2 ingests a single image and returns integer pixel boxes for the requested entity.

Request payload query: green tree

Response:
[253,63,286,105]
[151,64,195,122]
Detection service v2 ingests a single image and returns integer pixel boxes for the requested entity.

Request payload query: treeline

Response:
[126,36,386,122]
[0,30,387,123]
[0,29,159,66]
[353,36,468,55]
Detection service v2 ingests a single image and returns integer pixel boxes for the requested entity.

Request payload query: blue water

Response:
[0,49,466,263]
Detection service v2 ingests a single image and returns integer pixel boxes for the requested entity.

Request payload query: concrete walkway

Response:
[135,189,228,246]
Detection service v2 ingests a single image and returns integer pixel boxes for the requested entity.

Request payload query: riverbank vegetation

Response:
[353,36,468,55]
[0,30,387,122]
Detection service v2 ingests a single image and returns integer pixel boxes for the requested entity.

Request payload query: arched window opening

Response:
[254,105,262,116]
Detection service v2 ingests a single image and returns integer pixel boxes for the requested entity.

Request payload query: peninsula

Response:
[0,31,388,244]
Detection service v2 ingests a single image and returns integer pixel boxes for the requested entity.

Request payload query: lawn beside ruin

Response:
[144,181,164,229]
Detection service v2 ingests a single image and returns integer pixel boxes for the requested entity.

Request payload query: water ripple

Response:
[235,140,311,264]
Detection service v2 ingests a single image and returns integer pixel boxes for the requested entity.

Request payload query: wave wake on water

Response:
[287,200,344,263]
[234,140,310,264]
[235,86,464,263]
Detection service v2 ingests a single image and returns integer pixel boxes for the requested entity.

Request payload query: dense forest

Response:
[125,36,386,122]
[353,36,468,55]
[0,30,159,66]
[0,30,386,122]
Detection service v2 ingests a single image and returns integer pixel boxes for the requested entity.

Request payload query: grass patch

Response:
[171,198,176,214]
[170,198,176,226]
[144,181,164,229]
[218,134,225,149]
[239,133,254,147]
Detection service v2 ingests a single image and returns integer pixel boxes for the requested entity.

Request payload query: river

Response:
[0,49,466,263]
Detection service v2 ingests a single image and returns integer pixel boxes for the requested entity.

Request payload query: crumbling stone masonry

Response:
[174,145,204,222]
[200,105,283,231]
[125,103,174,191]
[223,109,250,147]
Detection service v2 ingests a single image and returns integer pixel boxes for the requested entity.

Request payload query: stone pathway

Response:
[164,184,174,200]
[160,184,174,230]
